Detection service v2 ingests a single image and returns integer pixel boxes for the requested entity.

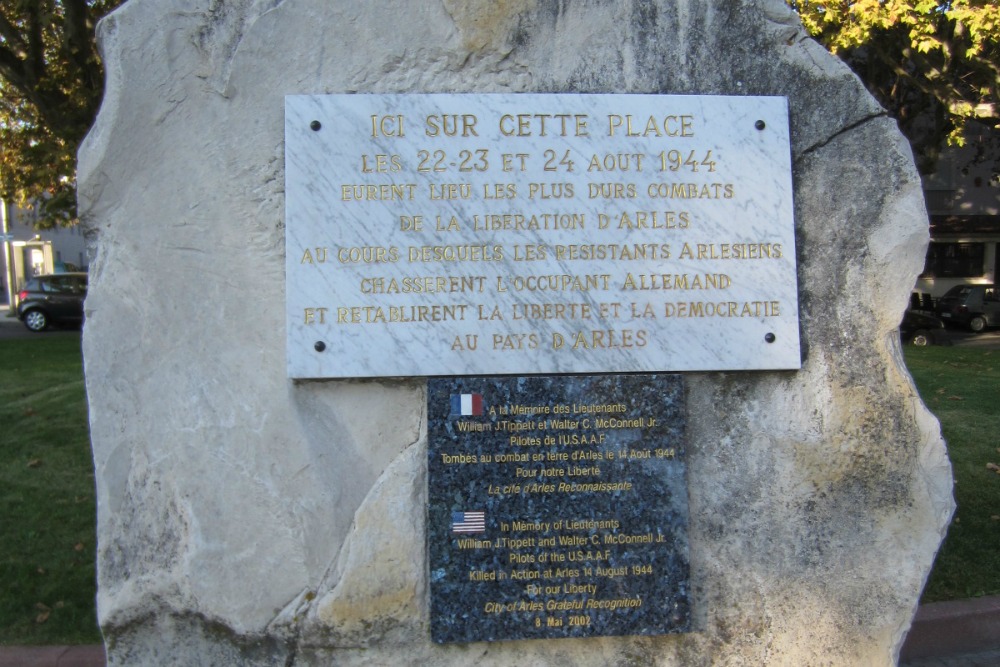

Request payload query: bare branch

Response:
[23,0,44,85]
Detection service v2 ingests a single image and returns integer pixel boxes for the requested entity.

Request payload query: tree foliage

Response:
[0,0,123,228]
[1,1,997,228]
[790,0,1000,172]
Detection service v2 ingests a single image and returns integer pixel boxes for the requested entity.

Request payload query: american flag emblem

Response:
[451,511,486,534]
[450,393,484,416]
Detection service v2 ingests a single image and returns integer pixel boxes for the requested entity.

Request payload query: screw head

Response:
[310,120,322,131]
[314,341,327,352]
[755,120,766,131]
[764,333,776,343]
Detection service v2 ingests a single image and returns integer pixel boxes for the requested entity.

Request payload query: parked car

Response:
[900,309,946,346]
[935,284,1000,332]
[16,273,88,332]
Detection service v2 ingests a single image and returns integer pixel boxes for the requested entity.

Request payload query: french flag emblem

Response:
[451,393,484,416]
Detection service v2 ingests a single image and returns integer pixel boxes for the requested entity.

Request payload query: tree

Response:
[790,0,1000,173]
[0,0,124,228]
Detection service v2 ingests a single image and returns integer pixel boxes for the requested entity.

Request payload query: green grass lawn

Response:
[0,332,100,645]
[904,345,1000,602]
[0,334,995,644]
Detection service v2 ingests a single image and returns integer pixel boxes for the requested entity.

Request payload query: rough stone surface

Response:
[78,0,954,664]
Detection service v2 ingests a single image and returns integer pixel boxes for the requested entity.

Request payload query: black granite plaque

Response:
[427,374,689,643]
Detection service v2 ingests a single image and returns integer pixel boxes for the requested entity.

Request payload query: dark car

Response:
[900,309,946,346]
[16,273,88,332]
[935,284,1000,332]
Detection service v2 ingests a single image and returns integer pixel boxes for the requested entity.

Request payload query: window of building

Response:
[922,242,986,278]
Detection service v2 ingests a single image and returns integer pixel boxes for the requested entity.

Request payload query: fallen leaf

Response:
[992,515,1000,521]
[26,459,42,468]
[36,567,45,575]
[34,602,50,611]
[73,542,84,552]
[35,611,50,624]
[987,463,1000,472]
[947,396,964,401]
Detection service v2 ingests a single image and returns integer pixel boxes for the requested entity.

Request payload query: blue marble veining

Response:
[285,94,800,378]
[427,374,689,643]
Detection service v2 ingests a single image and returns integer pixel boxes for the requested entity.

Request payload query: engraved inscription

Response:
[427,375,689,642]
[285,94,800,378]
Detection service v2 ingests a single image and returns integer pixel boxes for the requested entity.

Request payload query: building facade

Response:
[1,200,89,307]
[914,122,1000,304]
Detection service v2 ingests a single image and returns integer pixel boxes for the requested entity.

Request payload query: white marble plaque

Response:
[285,94,799,378]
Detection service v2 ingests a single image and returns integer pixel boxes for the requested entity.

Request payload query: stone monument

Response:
[78,0,954,664]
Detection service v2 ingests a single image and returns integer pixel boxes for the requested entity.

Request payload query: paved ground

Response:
[900,596,1000,666]
[903,649,1000,667]
[0,645,104,667]
[0,308,80,340]
[937,328,1000,348]
[0,638,997,666]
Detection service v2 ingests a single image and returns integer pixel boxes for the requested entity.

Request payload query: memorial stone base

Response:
[79,0,954,664]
